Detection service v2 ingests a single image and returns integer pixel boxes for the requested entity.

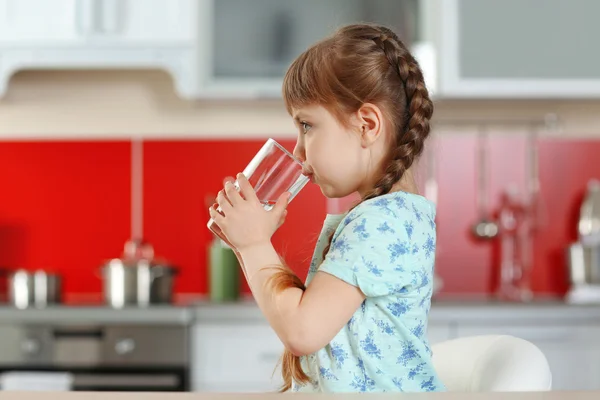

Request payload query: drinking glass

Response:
[207,138,309,242]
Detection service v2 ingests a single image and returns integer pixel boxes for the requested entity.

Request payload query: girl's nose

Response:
[293,143,305,163]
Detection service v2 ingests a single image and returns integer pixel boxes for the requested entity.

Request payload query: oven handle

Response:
[52,329,104,339]
[72,373,180,389]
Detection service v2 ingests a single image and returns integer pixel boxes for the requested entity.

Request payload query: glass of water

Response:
[207,138,309,243]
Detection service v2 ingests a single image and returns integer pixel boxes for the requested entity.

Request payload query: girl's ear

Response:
[356,103,384,148]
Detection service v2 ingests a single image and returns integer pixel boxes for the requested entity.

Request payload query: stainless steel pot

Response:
[100,239,178,308]
[578,179,600,245]
[567,243,600,286]
[9,270,62,309]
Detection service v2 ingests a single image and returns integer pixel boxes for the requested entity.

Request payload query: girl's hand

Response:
[209,173,290,252]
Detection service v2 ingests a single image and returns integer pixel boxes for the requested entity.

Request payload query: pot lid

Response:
[101,238,177,270]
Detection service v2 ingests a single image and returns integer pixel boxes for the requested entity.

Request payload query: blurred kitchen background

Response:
[0,0,599,394]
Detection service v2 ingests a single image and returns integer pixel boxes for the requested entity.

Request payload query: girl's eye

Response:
[300,121,312,134]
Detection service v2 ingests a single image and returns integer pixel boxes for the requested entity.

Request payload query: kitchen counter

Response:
[0,391,597,400]
[0,306,193,325]
[428,300,600,323]
[0,298,598,326]
[193,301,268,323]
[191,298,600,324]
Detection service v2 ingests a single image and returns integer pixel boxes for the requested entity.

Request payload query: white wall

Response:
[1,70,599,140]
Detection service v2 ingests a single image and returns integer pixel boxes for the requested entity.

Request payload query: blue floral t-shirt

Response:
[292,191,445,393]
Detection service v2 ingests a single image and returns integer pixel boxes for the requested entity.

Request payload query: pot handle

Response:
[150,268,164,280]
[124,238,154,260]
[149,266,179,281]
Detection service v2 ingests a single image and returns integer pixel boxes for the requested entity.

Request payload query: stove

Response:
[0,320,190,391]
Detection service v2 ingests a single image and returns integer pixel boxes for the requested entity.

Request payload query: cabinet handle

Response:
[21,337,41,356]
[76,0,97,36]
[98,0,121,34]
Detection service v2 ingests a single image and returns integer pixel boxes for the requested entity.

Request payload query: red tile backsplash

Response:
[0,142,131,294]
[0,136,598,299]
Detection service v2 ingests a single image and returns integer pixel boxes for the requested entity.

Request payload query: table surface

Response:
[0,391,597,400]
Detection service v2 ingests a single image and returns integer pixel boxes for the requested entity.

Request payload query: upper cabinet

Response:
[0,0,200,98]
[0,0,432,100]
[1,0,599,100]
[195,0,431,98]
[0,0,81,44]
[437,0,600,99]
[100,0,196,44]
[0,0,195,44]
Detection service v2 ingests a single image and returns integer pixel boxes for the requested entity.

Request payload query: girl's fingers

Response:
[237,174,260,204]
[225,181,243,206]
[217,190,233,213]
[209,206,226,226]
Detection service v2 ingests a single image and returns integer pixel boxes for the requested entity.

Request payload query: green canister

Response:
[208,238,240,302]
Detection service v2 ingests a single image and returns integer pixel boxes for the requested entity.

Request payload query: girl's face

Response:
[292,104,385,199]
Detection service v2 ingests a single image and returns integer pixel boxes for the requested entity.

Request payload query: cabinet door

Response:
[0,0,196,45]
[0,0,81,44]
[427,323,454,345]
[456,324,600,391]
[439,0,600,98]
[198,0,423,97]
[101,0,195,44]
[190,323,284,392]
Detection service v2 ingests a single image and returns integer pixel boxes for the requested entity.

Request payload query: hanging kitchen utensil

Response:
[471,127,499,240]
[131,135,144,243]
[579,179,600,246]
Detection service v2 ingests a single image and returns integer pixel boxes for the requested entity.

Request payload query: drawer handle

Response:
[115,338,136,355]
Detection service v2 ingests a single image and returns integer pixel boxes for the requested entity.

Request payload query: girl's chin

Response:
[319,184,353,200]
[318,183,336,198]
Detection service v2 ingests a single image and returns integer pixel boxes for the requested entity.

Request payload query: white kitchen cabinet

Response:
[455,323,600,391]
[190,323,284,393]
[438,0,600,98]
[194,0,435,99]
[0,0,199,98]
[427,322,455,345]
[90,0,196,44]
[0,0,195,45]
[190,319,452,393]
[0,0,81,44]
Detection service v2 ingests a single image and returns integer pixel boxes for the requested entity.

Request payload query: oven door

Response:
[0,366,189,391]
[0,324,190,391]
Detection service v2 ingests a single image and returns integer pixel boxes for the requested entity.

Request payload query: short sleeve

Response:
[318,210,415,297]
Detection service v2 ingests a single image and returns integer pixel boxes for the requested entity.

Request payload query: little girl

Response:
[209,23,444,393]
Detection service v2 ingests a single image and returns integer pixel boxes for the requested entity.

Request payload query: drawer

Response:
[191,323,284,388]
[455,324,600,345]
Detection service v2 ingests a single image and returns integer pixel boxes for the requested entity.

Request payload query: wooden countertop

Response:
[0,391,597,400]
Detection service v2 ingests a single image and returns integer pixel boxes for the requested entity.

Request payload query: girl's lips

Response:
[302,168,314,182]
[303,172,315,183]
